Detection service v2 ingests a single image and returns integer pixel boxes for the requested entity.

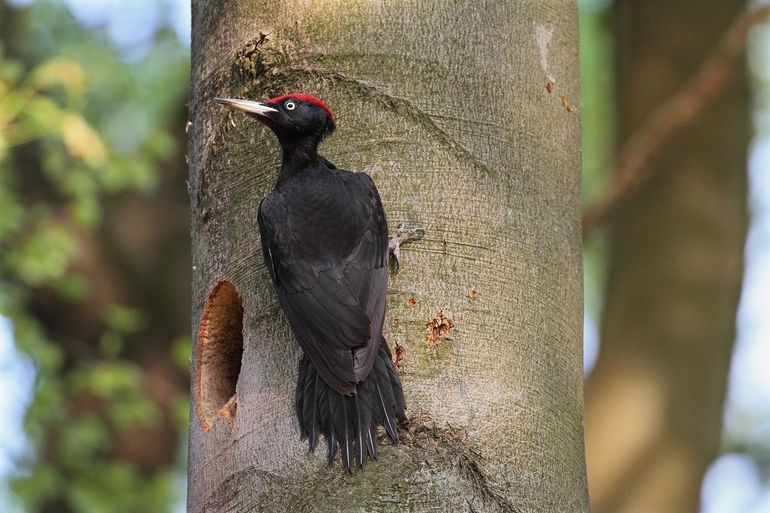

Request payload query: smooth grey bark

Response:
[585,1,748,512]
[187,1,586,511]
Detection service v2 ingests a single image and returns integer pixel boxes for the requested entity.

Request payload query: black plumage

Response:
[214,93,406,471]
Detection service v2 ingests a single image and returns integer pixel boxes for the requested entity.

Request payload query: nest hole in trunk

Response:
[195,281,244,431]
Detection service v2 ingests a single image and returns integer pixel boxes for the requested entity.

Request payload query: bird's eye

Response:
[285,100,296,111]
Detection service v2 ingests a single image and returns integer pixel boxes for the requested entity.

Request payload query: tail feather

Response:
[318,384,337,464]
[295,340,405,471]
[371,351,399,441]
[297,357,322,451]
[353,387,364,467]
[356,375,378,460]
[341,398,352,471]
[365,423,377,460]
[380,344,407,419]
[373,379,397,441]
[306,375,320,450]
[326,423,338,465]
[295,357,308,428]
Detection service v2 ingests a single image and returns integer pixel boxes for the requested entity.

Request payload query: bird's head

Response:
[214,93,335,152]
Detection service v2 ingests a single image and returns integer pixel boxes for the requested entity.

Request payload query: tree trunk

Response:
[585,1,748,512]
[187,1,587,511]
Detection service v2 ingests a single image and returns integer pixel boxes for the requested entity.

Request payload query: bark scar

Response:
[277,65,496,176]
[392,341,406,371]
[426,310,454,348]
[405,414,522,513]
[536,24,555,83]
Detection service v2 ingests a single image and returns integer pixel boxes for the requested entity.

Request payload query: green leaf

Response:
[9,221,78,285]
[104,304,146,334]
[58,414,110,461]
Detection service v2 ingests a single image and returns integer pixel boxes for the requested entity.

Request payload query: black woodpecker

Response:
[214,93,406,471]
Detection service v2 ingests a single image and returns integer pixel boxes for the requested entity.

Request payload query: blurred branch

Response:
[582,4,770,238]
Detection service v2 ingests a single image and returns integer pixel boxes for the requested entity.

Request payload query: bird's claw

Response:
[388,222,424,273]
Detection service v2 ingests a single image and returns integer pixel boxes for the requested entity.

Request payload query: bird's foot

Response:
[388,222,424,273]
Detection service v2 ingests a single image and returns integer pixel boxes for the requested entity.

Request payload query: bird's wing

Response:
[258,171,388,395]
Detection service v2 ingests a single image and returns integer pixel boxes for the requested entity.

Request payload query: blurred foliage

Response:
[579,0,616,206]
[0,0,189,511]
[578,0,615,349]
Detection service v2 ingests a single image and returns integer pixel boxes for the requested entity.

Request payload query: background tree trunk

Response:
[187,1,587,511]
[585,1,749,512]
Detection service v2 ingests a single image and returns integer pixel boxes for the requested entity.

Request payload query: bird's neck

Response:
[279,136,321,178]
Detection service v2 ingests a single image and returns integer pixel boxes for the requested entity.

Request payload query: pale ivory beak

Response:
[213,97,278,116]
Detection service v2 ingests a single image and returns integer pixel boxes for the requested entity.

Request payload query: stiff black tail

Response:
[295,341,406,472]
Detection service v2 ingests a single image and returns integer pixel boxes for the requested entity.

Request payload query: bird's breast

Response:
[281,176,364,260]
